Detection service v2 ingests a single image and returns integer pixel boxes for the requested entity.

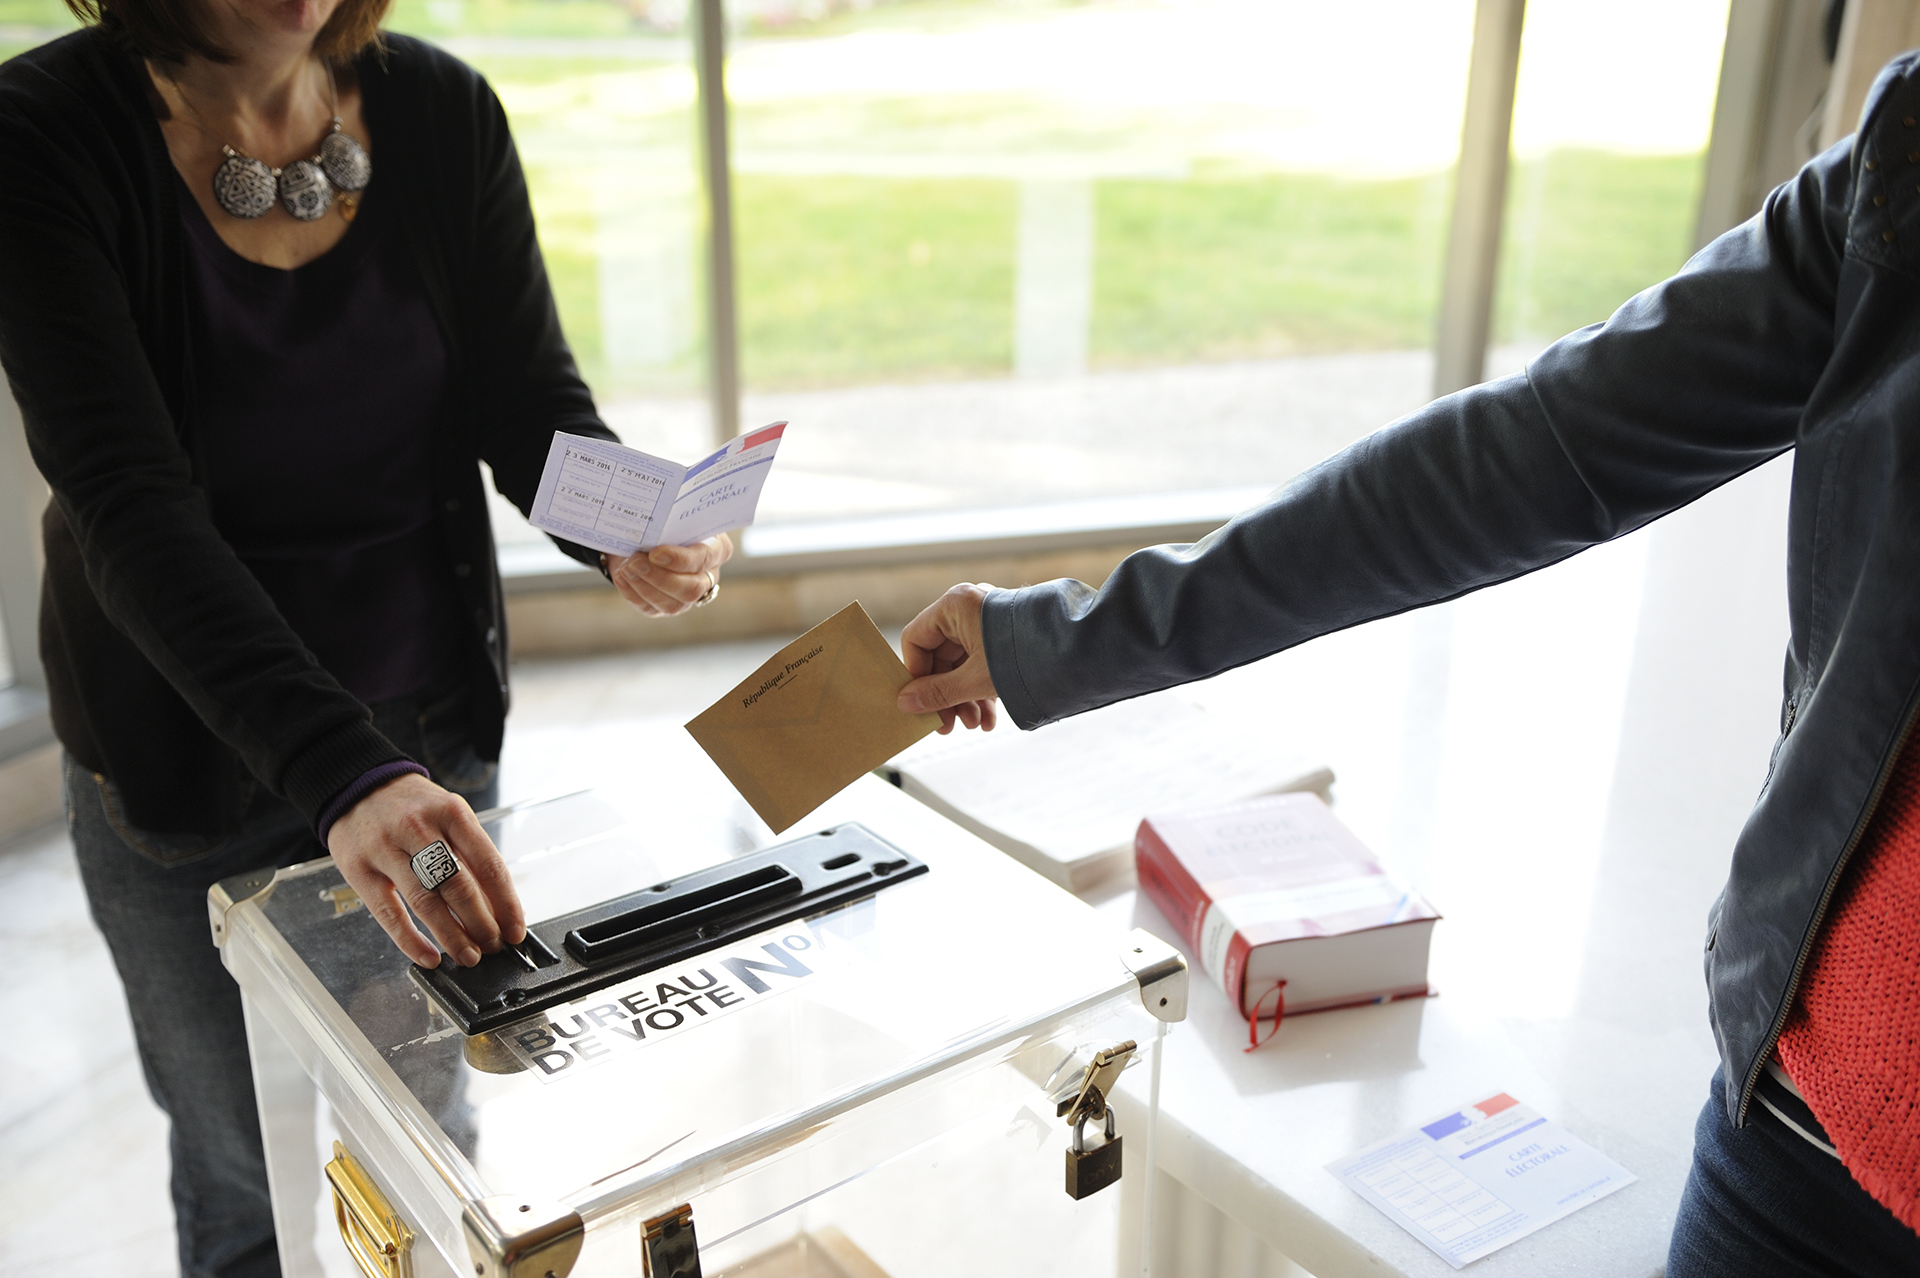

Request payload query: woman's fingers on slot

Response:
[400,878,483,967]
[379,793,496,966]
[328,774,530,968]
[448,801,525,944]
[409,796,522,961]
[358,876,443,968]
[435,867,502,954]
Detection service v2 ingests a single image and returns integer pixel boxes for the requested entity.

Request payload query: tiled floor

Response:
[0,822,176,1276]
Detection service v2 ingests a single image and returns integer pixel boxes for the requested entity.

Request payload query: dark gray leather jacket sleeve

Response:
[981,139,1849,730]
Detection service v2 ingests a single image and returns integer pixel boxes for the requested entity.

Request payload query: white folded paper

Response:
[530,422,786,556]
[1327,1091,1635,1269]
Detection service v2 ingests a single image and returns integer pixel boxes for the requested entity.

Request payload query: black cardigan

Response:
[0,28,613,836]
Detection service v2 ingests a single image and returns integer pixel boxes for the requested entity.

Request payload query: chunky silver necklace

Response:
[177,67,371,223]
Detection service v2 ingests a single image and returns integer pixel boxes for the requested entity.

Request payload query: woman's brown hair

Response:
[63,0,390,65]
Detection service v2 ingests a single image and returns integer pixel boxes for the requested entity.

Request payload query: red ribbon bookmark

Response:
[1245,979,1287,1053]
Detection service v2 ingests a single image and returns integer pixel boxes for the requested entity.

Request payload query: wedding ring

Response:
[694,570,719,608]
[410,840,460,892]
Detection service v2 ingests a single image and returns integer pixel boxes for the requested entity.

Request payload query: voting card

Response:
[686,602,941,834]
[530,422,786,556]
[1327,1092,1635,1269]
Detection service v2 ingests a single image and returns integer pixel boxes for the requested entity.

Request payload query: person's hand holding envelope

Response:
[686,602,951,833]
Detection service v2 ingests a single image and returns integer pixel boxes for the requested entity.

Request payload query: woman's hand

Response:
[606,533,734,617]
[897,583,1001,734]
[326,773,526,969]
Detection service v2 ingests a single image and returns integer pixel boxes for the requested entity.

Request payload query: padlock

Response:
[1065,1104,1123,1199]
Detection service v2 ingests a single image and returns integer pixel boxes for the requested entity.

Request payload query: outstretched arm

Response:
[903,131,1853,730]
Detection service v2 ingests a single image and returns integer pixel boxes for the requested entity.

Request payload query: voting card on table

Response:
[530,422,785,556]
[687,602,940,834]
[1327,1092,1635,1269]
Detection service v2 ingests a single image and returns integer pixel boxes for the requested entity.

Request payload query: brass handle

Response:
[326,1140,415,1278]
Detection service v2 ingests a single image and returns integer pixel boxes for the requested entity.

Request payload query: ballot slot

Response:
[565,862,806,963]
[412,822,928,1035]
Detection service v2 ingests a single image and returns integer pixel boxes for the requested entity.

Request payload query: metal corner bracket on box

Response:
[462,1193,587,1278]
[1122,928,1188,1022]
[208,864,280,947]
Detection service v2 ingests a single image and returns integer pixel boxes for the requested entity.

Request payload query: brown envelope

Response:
[686,602,941,833]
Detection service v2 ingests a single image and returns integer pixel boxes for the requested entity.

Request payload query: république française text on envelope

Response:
[686,602,940,833]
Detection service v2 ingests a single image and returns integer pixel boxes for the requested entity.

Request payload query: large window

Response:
[381,1,713,558]
[0,0,1739,556]
[726,0,1480,522]
[1496,0,1730,349]
[429,0,1731,537]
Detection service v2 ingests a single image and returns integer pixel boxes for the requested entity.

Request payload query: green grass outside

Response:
[1496,149,1706,345]
[385,0,641,41]
[0,3,1707,392]
[0,0,78,63]
[1091,169,1452,364]
[426,50,705,395]
[384,0,1080,43]
[729,152,1702,388]
[736,174,1017,387]
[743,0,1082,41]
[515,162,614,387]
[0,0,77,28]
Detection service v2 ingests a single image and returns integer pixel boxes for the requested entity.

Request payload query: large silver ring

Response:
[410,840,460,892]
[694,570,719,608]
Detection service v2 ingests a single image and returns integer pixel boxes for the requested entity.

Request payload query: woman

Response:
[895,54,1920,1278]
[0,0,726,1273]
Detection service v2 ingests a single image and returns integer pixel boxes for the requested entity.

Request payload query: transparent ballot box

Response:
[212,776,1187,1278]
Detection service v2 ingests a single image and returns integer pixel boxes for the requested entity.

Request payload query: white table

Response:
[1083,459,1794,1277]
[1105,887,1713,1278]
[462,454,1793,1278]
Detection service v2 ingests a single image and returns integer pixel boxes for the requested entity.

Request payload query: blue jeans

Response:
[1668,1067,1920,1277]
[69,681,497,1278]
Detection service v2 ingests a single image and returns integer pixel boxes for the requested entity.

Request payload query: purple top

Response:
[179,180,468,709]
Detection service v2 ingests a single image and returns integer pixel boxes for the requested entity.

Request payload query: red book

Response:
[1135,792,1439,1021]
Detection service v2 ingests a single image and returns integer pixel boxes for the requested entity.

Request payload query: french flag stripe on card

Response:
[743,422,787,450]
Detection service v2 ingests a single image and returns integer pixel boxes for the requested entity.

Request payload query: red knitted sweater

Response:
[1776,734,1920,1233]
